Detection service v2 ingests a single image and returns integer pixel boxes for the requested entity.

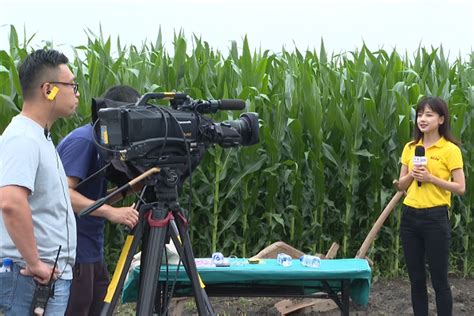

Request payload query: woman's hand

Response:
[393,180,407,195]
[411,166,432,183]
[397,164,414,191]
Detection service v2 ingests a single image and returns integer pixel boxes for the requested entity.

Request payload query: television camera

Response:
[94,92,259,183]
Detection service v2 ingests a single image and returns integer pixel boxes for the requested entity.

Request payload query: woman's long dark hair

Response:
[411,96,460,146]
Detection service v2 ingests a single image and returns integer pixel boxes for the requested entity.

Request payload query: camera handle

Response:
[135,92,246,113]
[136,92,188,106]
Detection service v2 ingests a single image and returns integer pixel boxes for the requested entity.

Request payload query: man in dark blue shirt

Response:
[58,85,140,315]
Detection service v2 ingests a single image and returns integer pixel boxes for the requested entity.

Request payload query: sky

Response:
[0,0,473,59]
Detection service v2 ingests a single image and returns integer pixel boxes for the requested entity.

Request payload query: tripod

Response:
[80,166,215,315]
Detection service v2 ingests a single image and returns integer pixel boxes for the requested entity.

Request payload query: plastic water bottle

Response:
[300,255,321,268]
[0,258,13,272]
[212,252,224,265]
[277,253,293,267]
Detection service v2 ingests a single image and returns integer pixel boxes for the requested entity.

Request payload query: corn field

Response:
[1,26,473,277]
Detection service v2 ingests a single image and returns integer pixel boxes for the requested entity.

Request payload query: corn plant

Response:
[2,25,473,277]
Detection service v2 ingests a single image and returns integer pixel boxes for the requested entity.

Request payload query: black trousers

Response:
[400,205,452,316]
[65,261,110,316]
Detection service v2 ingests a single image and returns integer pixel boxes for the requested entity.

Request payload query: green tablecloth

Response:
[122,258,371,306]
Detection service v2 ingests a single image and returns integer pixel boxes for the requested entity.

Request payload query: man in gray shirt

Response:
[0,49,78,315]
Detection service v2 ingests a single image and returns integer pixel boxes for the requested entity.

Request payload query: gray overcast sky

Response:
[1,0,473,59]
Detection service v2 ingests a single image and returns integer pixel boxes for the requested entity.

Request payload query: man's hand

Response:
[20,260,58,285]
[0,185,53,284]
[105,205,139,228]
[67,176,139,227]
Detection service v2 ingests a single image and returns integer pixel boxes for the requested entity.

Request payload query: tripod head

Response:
[78,165,189,218]
[150,167,184,202]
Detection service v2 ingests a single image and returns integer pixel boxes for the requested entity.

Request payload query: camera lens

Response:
[223,113,259,146]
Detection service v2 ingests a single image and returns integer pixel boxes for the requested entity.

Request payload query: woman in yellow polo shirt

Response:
[396,97,465,316]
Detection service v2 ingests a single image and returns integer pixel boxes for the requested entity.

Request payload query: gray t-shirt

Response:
[0,115,76,279]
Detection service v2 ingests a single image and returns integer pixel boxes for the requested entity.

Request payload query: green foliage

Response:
[2,26,473,277]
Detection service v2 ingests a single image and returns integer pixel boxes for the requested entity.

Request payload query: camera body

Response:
[95,92,259,182]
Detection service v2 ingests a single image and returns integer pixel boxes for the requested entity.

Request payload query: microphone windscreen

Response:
[415,145,425,157]
[219,99,246,110]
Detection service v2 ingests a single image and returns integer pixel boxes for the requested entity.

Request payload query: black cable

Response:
[163,259,182,315]
[151,105,195,310]
[158,107,194,219]
[91,119,122,156]
[135,106,170,162]
[75,162,111,190]
[54,148,71,279]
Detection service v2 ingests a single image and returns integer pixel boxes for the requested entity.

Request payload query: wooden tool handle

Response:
[355,190,404,259]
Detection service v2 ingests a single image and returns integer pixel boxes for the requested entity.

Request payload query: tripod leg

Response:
[137,207,169,316]
[101,207,146,316]
[170,215,215,315]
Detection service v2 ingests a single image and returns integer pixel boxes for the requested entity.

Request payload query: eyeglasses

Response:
[43,81,79,94]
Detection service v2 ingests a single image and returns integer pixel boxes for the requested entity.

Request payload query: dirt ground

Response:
[116,277,474,315]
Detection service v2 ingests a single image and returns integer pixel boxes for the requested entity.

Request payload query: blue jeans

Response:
[400,205,452,316]
[0,263,71,315]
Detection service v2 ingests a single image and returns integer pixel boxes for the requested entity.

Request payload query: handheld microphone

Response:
[413,145,426,187]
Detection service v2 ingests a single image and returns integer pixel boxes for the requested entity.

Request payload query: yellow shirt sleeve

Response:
[446,144,463,171]
[401,142,413,166]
